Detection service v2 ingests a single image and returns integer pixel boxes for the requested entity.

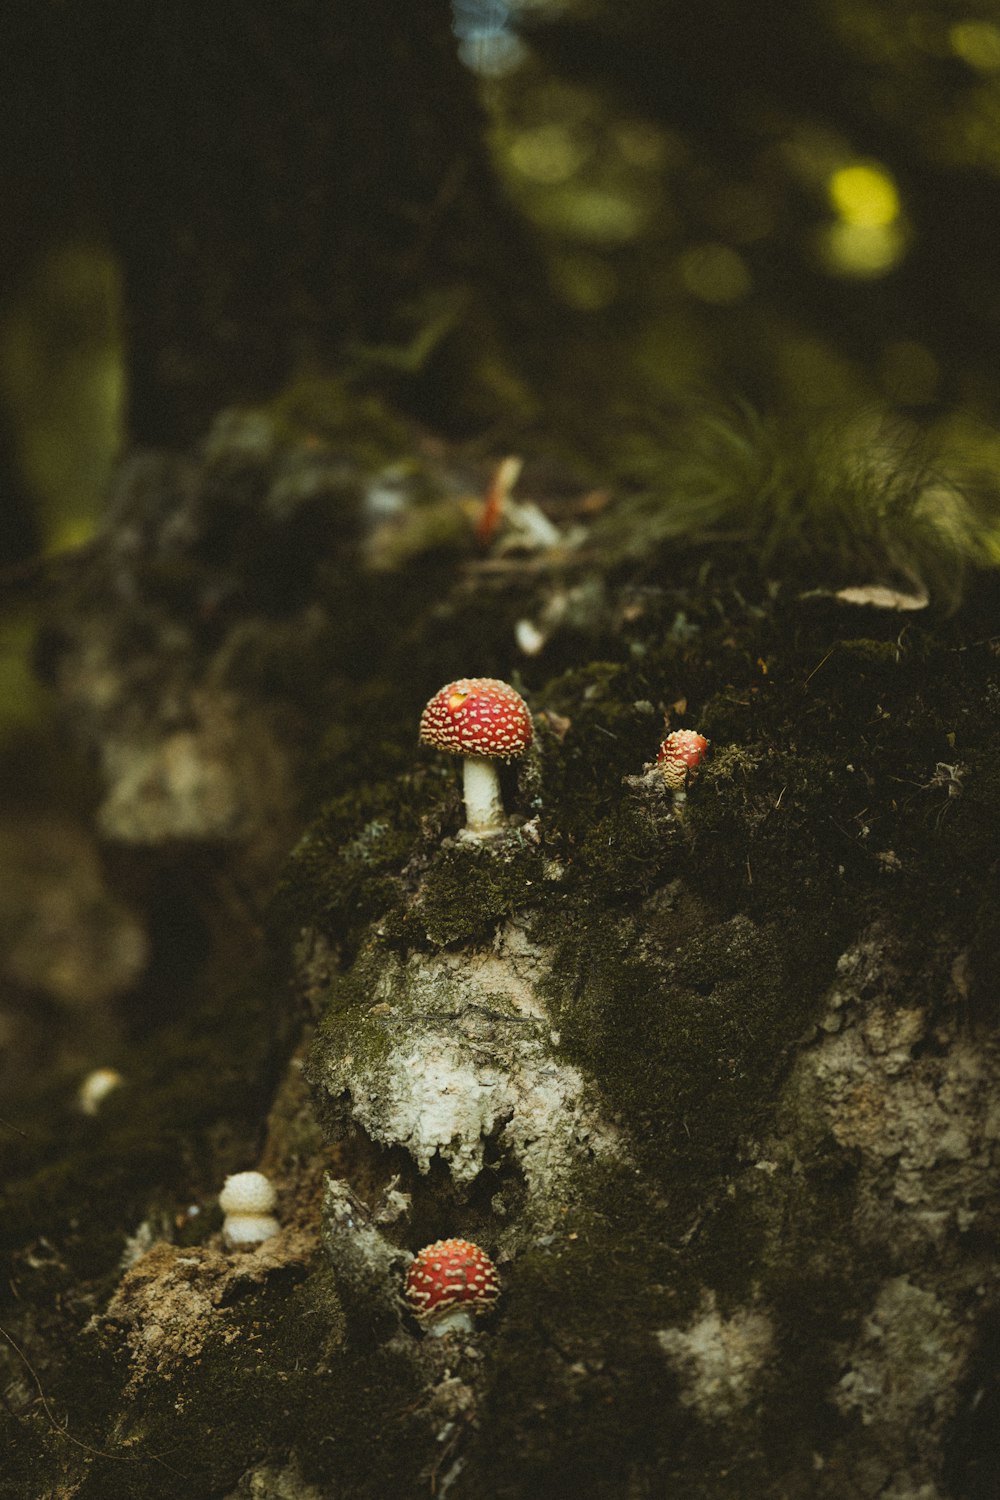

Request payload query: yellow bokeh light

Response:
[817,220,906,278]
[509,123,588,185]
[0,242,124,552]
[541,186,648,244]
[949,20,1000,72]
[46,515,99,555]
[828,164,900,227]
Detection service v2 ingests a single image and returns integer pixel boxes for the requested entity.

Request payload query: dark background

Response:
[6,0,1000,569]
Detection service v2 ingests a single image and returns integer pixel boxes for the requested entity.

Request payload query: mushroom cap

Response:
[403,1237,501,1326]
[419,678,532,761]
[219,1171,277,1216]
[657,729,709,788]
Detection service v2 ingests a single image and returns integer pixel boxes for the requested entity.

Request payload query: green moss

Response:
[38,1264,430,1500]
[266,375,418,469]
[531,659,673,840]
[570,788,685,900]
[308,950,397,1084]
[535,900,822,1204]
[273,771,445,954]
[460,1185,688,1500]
[594,405,1000,608]
[452,1149,880,1500]
[413,838,548,947]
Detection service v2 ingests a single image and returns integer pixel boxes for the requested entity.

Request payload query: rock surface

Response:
[2,408,998,1500]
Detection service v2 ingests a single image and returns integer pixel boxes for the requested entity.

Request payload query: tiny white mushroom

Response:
[219,1170,279,1249]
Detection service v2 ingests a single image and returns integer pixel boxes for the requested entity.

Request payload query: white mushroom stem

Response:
[223,1213,280,1248]
[462,755,506,835]
[424,1306,477,1338]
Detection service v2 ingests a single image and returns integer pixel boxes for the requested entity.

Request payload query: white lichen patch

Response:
[392,920,550,1022]
[323,1176,408,1305]
[100,729,244,841]
[655,1292,774,1419]
[833,1276,968,1428]
[738,927,1000,1493]
[788,928,1000,1257]
[831,1275,972,1497]
[0,815,148,1007]
[313,923,623,1213]
[223,1454,327,1500]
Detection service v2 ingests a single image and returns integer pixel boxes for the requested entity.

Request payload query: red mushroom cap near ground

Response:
[403,1238,501,1327]
[657,729,710,789]
[419,678,532,761]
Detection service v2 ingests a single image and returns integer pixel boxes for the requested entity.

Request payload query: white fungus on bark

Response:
[310,923,623,1225]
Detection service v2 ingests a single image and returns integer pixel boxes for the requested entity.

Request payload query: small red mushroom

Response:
[419,677,533,836]
[403,1237,501,1336]
[657,729,709,792]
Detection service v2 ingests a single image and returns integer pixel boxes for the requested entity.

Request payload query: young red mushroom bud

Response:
[403,1237,501,1336]
[657,730,709,792]
[419,677,533,837]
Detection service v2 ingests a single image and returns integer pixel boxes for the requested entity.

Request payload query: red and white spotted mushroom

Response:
[657,730,709,793]
[419,677,533,837]
[403,1237,501,1336]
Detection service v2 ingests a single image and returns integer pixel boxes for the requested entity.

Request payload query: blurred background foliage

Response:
[480,0,1000,427]
[5,0,1000,747]
[0,242,123,556]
